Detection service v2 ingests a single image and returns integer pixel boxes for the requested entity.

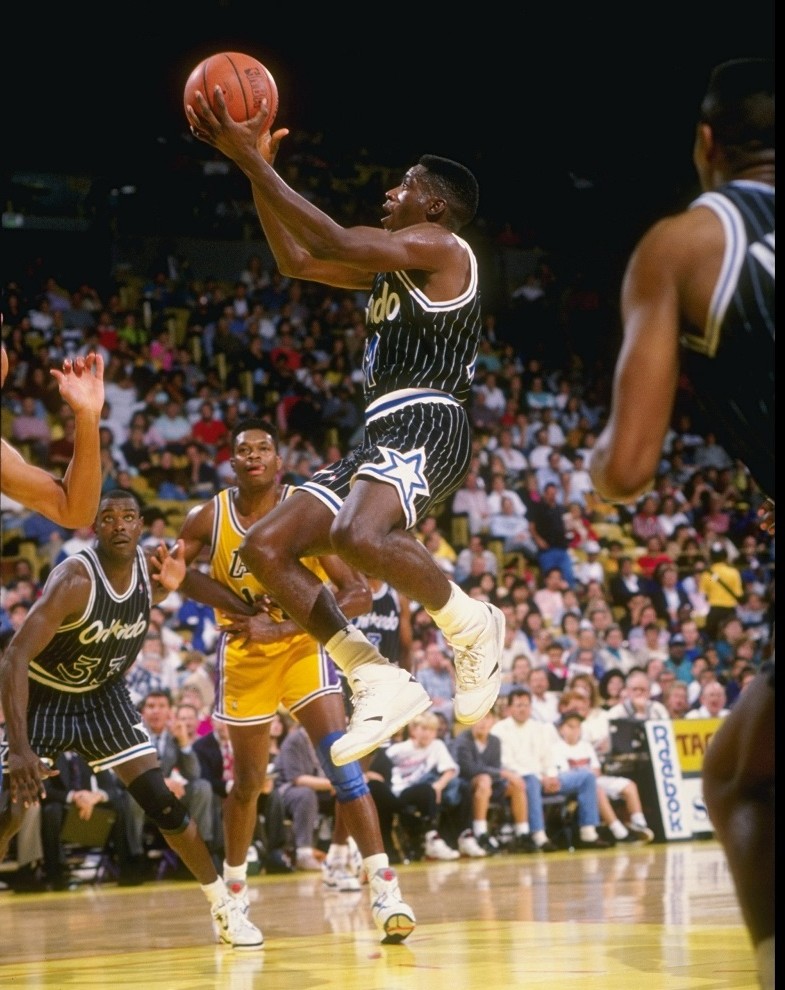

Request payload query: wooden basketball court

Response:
[0,839,759,989]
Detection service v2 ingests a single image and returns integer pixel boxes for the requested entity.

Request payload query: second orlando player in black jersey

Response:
[589,59,774,989]
[187,95,505,768]
[0,490,263,948]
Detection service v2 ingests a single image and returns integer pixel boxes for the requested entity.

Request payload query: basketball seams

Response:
[225,53,252,122]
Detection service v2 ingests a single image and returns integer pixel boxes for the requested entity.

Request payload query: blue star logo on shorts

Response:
[362,446,429,528]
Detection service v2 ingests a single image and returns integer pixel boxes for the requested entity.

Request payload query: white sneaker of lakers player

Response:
[322,860,362,892]
[369,867,416,944]
[450,602,504,724]
[346,835,366,884]
[330,664,431,766]
[211,895,264,949]
[226,879,250,915]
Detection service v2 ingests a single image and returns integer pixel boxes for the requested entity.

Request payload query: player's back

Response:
[680,180,775,499]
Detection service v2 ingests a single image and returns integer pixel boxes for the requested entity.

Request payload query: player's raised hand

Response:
[50,352,105,416]
[150,539,186,590]
[187,88,273,164]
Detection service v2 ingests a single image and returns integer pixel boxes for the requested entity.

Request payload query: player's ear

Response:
[426,197,447,221]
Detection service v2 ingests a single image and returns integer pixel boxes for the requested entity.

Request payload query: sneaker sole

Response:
[330,687,432,766]
[380,912,416,944]
[454,605,504,725]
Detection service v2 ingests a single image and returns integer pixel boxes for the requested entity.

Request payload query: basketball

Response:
[184,52,278,127]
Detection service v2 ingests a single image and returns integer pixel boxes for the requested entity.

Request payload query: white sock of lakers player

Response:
[224,860,247,894]
[427,581,489,644]
[326,625,388,677]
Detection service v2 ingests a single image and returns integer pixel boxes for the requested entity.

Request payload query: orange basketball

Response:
[183,52,278,127]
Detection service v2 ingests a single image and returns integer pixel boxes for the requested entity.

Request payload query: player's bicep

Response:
[5,564,90,657]
[177,503,215,565]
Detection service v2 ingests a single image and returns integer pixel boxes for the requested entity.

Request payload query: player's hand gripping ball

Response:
[184,52,278,126]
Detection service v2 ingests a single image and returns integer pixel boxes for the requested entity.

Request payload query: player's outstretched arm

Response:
[1,353,104,527]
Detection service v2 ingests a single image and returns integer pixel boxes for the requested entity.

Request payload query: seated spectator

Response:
[450,469,491,537]
[528,667,560,724]
[126,691,216,864]
[597,624,638,674]
[685,681,731,720]
[488,495,538,560]
[375,713,463,862]
[491,688,607,851]
[451,711,534,855]
[662,680,691,719]
[273,722,335,871]
[453,534,498,586]
[649,562,692,632]
[606,669,670,721]
[553,708,654,844]
[38,751,143,889]
[414,643,456,729]
[598,668,626,711]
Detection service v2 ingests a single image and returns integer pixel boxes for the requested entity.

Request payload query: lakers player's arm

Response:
[0,559,91,807]
[158,500,255,616]
[319,554,372,622]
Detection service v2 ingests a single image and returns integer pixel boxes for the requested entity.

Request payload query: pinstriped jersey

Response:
[209,484,329,659]
[28,546,151,694]
[361,233,481,405]
[681,180,775,499]
[350,582,404,667]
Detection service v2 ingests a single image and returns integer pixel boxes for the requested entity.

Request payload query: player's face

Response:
[231,430,281,487]
[95,498,143,557]
[382,165,434,231]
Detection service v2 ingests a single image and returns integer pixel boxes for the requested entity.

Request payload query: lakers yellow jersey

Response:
[209,484,328,659]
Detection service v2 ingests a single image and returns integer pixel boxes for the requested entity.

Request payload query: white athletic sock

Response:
[609,820,629,839]
[533,830,549,846]
[326,625,386,676]
[580,825,599,842]
[326,843,348,868]
[514,823,530,837]
[630,812,648,829]
[202,876,228,906]
[364,853,388,876]
[473,820,488,837]
[224,861,248,885]
[426,581,488,643]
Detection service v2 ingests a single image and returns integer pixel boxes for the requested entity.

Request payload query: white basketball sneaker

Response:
[369,867,416,944]
[322,861,362,892]
[450,602,504,724]
[330,664,431,766]
[211,895,264,950]
[226,879,250,915]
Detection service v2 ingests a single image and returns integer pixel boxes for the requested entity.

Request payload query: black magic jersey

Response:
[680,181,775,500]
[28,545,151,701]
[351,582,405,668]
[361,234,481,407]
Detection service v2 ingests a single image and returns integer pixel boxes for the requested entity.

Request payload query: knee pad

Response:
[316,732,369,803]
[127,767,190,834]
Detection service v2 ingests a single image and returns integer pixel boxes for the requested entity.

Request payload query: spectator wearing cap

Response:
[664,633,693,685]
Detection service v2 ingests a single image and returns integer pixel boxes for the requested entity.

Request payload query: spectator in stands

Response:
[606,669,669,721]
[452,711,535,855]
[415,643,456,728]
[529,483,576,587]
[686,680,731,720]
[451,468,492,538]
[491,688,606,850]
